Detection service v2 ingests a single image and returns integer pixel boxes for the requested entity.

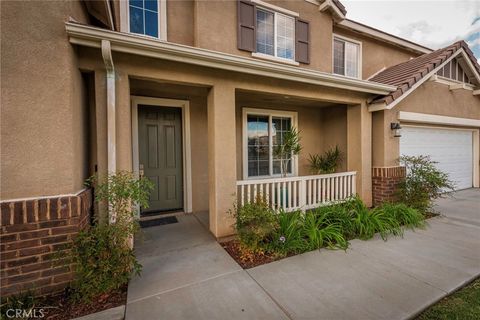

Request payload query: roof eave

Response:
[336,20,433,55]
[65,23,396,96]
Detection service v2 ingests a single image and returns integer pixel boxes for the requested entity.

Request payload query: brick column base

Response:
[372,166,406,206]
[0,189,92,297]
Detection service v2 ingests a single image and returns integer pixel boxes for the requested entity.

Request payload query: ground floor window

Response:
[243,108,297,178]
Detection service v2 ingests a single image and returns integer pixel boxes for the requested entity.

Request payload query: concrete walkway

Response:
[125,189,480,320]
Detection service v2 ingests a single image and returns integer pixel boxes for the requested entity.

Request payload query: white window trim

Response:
[254,7,296,63]
[251,0,299,17]
[242,107,299,180]
[332,34,362,79]
[120,0,167,41]
[131,96,192,215]
[251,52,299,65]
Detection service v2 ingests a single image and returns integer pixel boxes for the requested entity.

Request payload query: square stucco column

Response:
[207,83,236,238]
[115,71,132,171]
[347,103,373,207]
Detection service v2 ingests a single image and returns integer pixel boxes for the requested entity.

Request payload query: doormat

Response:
[140,216,179,228]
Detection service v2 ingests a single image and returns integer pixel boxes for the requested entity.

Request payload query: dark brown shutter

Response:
[237,0,256,52]
[295,18,310,64]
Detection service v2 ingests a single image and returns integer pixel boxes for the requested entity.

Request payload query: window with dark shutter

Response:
[295,19,309,64]
[238,0,256,52]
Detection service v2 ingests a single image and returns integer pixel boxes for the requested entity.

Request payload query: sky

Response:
[342,0,480,62]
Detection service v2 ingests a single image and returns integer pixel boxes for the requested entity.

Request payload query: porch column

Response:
[115,71,132,171]
[207,83,236,238]
[347,102,373,207]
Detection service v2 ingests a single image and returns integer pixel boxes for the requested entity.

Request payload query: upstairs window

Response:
[238,0,310,64]
[333,36,361,78]
[256,9,295,60]
[129,0,159,37]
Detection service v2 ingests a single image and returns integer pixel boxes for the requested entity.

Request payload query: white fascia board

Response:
[337,20,432,55]
[473,89,480,96]
[65,23,396,95]
[399,111,480,127]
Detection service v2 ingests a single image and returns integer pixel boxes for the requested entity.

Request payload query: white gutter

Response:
[101,40,116,175]
[101,40,117,224]
[66,22,396,96]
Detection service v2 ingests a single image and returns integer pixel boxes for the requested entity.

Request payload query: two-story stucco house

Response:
[1,0,479,296]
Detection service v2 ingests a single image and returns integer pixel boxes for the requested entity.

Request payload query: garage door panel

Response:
[400,127,473,190]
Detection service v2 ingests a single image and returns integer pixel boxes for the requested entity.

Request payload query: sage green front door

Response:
[138,105,183,213]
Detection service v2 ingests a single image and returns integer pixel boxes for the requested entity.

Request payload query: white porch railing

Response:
[236,171,357,211]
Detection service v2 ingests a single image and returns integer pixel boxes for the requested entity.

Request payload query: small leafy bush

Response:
[268,210,307,256]
[308,146,343,174]
[302,210,348,250]
[232,197,278,253]
[68,172,154,302]
[398,155,454,214]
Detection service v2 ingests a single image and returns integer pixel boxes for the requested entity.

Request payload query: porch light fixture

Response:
[390,122,402,137]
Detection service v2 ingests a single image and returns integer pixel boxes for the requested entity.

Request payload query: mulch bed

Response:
[425,212,440,219]
[221,240,289,269]
[41,286,127,320]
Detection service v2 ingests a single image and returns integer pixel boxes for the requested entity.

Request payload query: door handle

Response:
[139,164,144,178]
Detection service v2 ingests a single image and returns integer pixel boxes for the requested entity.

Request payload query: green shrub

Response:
[268,210,307,256]
[68,172,154,302]
[398,155,454,214]
[0,290,39,319]
[302,211,348,250]
[308,145,343,174]
[232,198,278,253]
[375,202,425,230]
[311,202,356,239]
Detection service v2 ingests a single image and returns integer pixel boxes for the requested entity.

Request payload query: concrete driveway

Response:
[125,189,480,320]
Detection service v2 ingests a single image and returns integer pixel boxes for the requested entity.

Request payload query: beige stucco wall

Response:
[332,28,418,80]
[372,80,480,168]
[194,0,334,72]
[1,0,91,200]
[168,0,195,46]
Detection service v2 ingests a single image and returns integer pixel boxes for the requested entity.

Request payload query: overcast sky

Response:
[342,0,480,61]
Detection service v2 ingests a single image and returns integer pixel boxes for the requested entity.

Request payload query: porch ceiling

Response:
[236,90,342,109]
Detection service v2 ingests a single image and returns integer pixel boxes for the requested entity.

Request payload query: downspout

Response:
[101,40,116,223]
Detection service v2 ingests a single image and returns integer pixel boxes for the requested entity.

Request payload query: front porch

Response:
[80,50,374,238]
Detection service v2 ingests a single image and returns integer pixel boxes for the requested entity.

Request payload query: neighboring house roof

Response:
[370,40,480,108]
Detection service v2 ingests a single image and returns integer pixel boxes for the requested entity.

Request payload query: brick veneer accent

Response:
[372,166,406,206]
[0,189,92,297]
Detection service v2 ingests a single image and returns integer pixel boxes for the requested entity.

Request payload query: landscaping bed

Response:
[43,286,126,320]
[0,286,126,320]
[416,277,480,320]
[225,197,428,269]
[222,240,288,269]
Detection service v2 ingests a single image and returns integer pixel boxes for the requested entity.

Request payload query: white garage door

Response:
[400,126,473,190]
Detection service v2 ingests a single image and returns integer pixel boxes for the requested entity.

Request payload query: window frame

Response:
[254,6,296,63]
[242,107,298,180]
[120,0,167,41]
[332,34,362,79]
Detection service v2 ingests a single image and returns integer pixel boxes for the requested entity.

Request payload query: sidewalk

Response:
[125,189,480,319]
